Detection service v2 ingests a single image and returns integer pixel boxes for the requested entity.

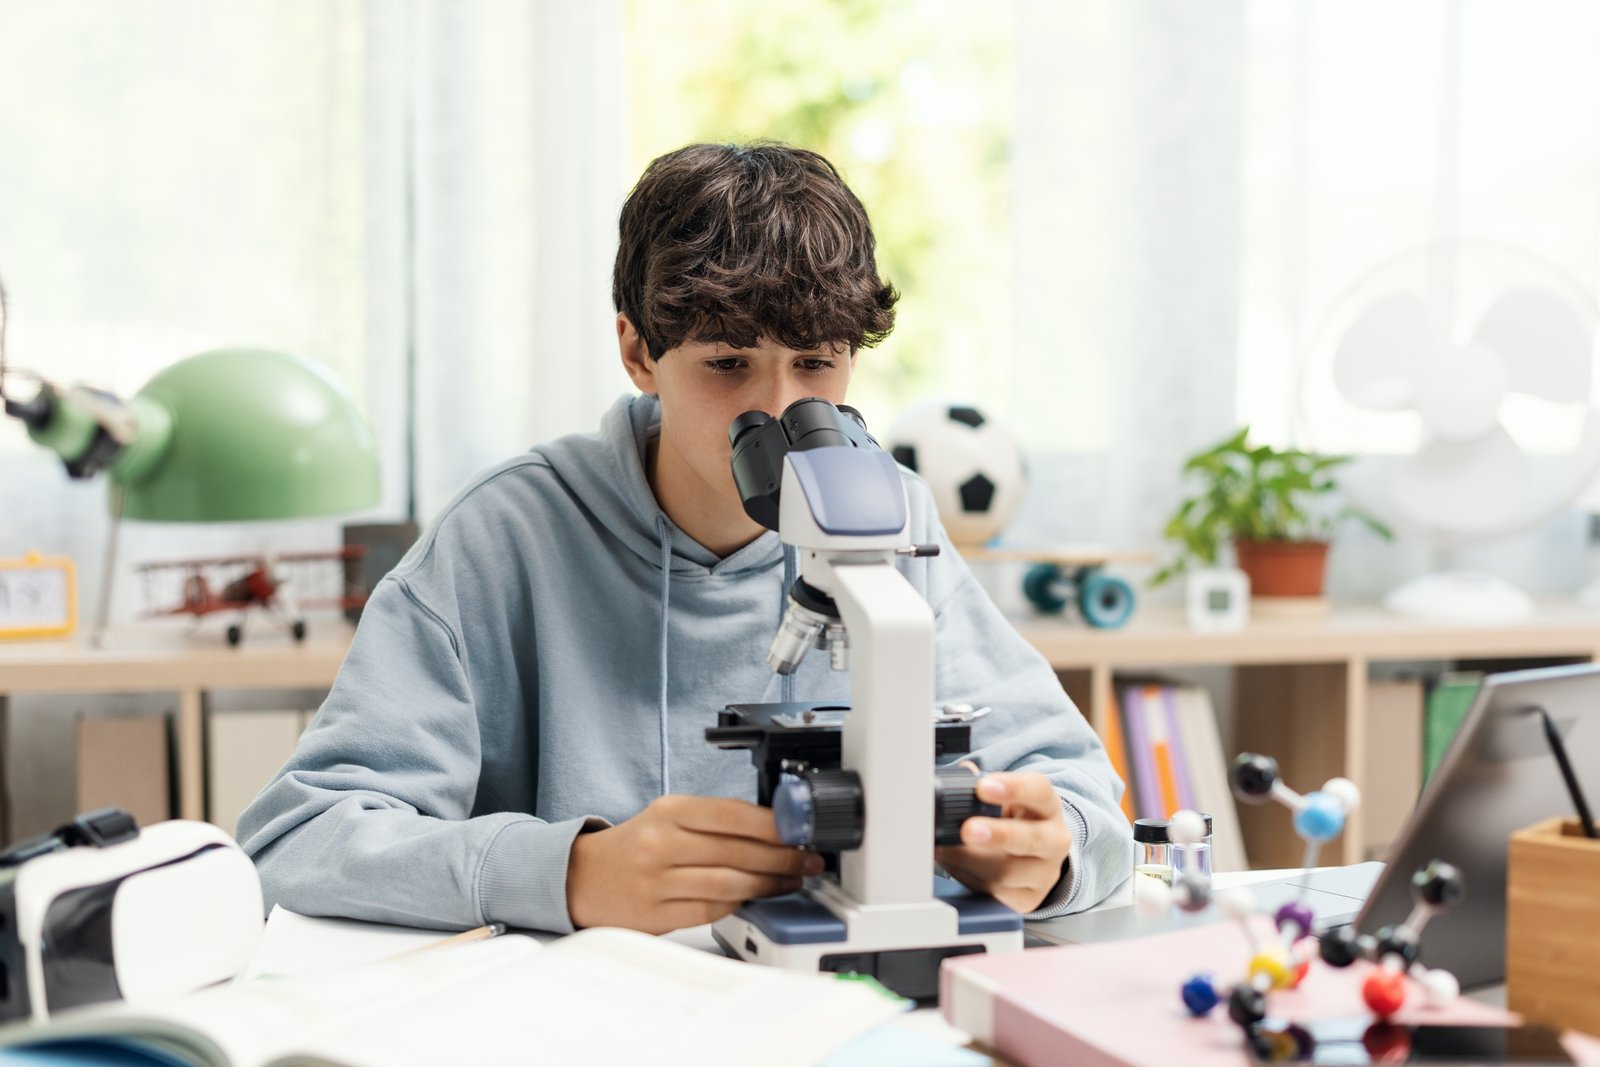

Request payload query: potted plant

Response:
[1150,427,1392,597]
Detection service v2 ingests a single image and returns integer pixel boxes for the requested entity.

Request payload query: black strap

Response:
[0,808,139,868]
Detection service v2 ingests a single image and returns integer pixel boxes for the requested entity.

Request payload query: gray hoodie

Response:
[238,394,1130,932]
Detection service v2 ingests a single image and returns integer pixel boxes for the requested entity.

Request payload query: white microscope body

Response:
[710,404,1021,995]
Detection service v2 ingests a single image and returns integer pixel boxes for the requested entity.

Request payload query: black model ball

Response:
[1318,924,1363,968]
[1229,984,1268,1027]
[1412,860,1466,909]
[1230,753,1280,803]
[1374,925,1421,967]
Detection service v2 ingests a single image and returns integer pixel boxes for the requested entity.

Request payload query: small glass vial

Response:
[1169,811,1215,893]
[1132,818,1172,903]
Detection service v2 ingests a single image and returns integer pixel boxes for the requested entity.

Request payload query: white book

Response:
[0,924,904,1067]
[1172,685,1248,873]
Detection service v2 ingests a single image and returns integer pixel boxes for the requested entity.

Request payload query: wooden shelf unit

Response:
[1009,603,1600,867]
[7,606,1600,867]
[0,624,350,830]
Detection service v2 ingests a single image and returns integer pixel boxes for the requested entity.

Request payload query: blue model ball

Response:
[1181,974,1221,1016]
[1293,791,1346,842]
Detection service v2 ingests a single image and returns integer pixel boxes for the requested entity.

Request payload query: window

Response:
[623,0,1015,428]
[0,2,370,457]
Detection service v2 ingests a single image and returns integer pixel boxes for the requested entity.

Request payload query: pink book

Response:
[941,919,1597,1067]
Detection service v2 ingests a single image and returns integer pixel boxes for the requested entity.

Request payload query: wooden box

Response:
[76,713,172,829]
[1508,817,1600,1035]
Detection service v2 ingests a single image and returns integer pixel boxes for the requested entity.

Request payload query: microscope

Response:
[705,398,1022,999]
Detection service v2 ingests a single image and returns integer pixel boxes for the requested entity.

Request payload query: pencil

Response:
[400,922,508,957]
[1541,709,1599,839]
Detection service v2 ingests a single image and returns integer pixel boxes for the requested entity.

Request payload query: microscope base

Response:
[711,879,1023,1001]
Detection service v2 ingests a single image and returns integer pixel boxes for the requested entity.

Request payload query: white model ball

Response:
[1322,777,1362,814]
[887,401,1026,547]
[1168,809,1208,846]
[1134,877,1173,918]
[1419,967,1460,1007]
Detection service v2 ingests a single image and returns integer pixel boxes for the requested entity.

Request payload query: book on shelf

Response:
[1111,681,1246,871]
[1170,685,1247,873]
[0,925,904,1067]
[1137,684,1184,816]
[1099,688,1136,823]
[1423,672,1483,783]
[1152,684,1195,812]
[1117,684,1163,820]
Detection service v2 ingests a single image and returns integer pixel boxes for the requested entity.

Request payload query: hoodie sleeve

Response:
[236,569,604,933]
[925,539,1132,918]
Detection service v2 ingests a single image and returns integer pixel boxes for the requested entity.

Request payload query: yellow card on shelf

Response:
[0,550,77,639]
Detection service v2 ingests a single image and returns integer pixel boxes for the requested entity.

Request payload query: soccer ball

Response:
[886,402,1026,547]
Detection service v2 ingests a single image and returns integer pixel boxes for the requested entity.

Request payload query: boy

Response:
[239,142,1129,935]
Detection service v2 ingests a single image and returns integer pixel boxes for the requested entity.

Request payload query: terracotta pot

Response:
[1233,539,1329,598]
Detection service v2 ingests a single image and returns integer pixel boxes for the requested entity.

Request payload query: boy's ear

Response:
[617,314,657,395]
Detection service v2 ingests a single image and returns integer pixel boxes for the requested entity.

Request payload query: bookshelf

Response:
[1009,602,1600,867]
[0,624,350,833]
[9,606,1598,867]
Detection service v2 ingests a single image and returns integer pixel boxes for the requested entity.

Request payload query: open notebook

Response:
[0,925,904,1067]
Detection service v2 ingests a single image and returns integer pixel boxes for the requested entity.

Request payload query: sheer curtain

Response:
[6,1,1598,622]
[0,1,631,623]
[402,0,631,519]
[1236,0,1600,598]
[1007,0,1600,600]
[1004,2,1246,572]
[0,1,388,625]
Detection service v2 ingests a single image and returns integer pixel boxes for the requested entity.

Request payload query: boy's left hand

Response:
[934,770,1072,915]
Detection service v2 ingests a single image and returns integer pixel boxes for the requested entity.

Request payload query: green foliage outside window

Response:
[624,0,1014,421]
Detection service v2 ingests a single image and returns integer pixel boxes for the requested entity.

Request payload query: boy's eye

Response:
[799,358,837,373]
[705,358,745,375]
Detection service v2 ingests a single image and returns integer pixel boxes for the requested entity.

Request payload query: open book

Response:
[0,926,905,1067]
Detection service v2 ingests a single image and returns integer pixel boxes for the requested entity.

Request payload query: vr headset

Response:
[0,809,263,1023]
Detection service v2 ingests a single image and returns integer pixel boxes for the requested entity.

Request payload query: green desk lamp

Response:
[3,347,381,642]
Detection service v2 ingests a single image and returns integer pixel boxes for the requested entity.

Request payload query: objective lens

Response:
[768,601,828,675]
[825,625,850,671]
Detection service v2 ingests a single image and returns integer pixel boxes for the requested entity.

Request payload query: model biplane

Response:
[136,547,368,645]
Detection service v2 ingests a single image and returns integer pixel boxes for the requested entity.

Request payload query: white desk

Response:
[243,868,1311,1067]
[246,867,1329,977]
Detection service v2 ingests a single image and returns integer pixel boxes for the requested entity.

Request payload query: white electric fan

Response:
[1297,241,1600,623]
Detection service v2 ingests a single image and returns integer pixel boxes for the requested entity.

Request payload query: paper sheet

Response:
[241,906,554,983]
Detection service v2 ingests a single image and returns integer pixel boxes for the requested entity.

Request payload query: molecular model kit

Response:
[1135,753,1466,1059]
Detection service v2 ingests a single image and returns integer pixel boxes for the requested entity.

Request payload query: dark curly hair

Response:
[612,142,898,361]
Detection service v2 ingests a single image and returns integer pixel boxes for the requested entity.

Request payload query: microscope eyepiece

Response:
[727,409,772,448]
[728,397,880,532]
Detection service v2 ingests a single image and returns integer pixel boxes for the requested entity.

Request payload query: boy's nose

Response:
[762,383,815,419]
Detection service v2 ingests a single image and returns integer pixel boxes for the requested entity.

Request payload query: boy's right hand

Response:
[565,794,822,934]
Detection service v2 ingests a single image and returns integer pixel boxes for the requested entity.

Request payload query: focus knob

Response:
[772,769,864,851]
[934,765,1000,845]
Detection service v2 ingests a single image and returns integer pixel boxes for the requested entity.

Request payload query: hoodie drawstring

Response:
[655,515,673,796]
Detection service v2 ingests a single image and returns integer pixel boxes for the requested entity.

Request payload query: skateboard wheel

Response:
[1079,572,1134,628]
[1022,563,1069,614]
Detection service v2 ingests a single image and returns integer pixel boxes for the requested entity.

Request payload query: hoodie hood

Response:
[537,393,786,578]
[533,393,797,796]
